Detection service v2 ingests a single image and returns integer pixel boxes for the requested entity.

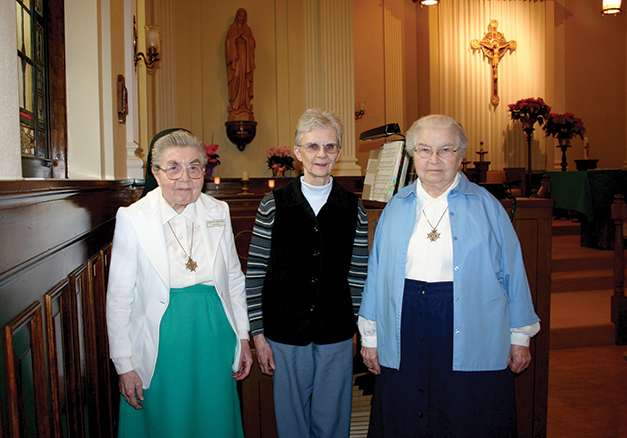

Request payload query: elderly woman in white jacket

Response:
[106,130,252,438]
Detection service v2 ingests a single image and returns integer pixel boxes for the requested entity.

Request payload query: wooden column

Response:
[504,197,553,438]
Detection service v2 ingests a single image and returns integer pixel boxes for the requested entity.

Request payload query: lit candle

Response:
[268,179,275,189]
[242,171,249,181]
[213,177,221,186]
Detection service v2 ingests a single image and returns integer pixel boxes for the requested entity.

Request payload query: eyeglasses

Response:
[154,163,205,180]
[415,146,458,160]
[298,142,340,154]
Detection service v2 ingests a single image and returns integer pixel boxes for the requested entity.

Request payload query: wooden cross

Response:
[471,20,517,106]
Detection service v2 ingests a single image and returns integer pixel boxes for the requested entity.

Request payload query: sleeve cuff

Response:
[510,322,541,346]
[510,332,531,347]
[111,357,134,375]
[358,316,378,348]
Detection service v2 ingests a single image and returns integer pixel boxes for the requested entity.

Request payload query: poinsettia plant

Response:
[203,144,220,166]
[508,97,551,129]
[543,112,586,141]
[266,146,295,176]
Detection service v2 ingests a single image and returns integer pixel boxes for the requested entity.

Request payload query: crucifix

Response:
[471,20,517,106]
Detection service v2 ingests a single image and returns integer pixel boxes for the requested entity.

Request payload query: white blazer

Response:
[106,188,249,389]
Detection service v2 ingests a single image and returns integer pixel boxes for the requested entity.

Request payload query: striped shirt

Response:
[246,190,369,336]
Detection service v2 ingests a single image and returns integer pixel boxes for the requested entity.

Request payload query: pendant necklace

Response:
[422,206,448,242]
[167,221,198,272]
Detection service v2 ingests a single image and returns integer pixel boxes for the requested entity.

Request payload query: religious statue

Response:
[225,8,256,122]
[471,20,516,106]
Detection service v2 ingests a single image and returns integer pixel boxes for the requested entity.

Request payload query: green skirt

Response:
[118,284,244,438]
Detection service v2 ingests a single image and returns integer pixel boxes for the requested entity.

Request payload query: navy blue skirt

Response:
[368,279,517,438]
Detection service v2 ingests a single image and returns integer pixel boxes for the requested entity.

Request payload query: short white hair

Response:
[405,115,468,159]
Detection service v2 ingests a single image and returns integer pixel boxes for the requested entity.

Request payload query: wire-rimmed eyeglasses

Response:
[154,164,206,180]
[415,146,458,160]
[298,142,341,155]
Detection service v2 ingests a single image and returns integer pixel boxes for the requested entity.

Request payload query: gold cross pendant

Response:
[186,258,198,272]
[427,229,441,242]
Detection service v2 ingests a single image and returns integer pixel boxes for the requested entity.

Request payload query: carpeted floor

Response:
[547,345,627,438]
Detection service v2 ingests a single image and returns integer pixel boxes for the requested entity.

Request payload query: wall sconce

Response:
[413,0,439,5]
[602,0,622,15]
[355,101,367,120]
[133,15,161,71]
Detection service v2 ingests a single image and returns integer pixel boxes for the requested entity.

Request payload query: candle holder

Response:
[240,180,250,194]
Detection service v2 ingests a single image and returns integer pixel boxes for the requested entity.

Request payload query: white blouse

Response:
[160,198,214,288]
[405,174,459,282]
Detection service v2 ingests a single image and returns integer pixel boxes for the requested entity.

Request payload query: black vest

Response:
[262,178,358,345]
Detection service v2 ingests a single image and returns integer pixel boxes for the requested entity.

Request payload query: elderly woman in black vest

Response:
[246,109,369,438]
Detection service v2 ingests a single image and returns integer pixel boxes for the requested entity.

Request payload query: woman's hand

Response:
[508,344,532,374]
[252,334,276,376]
[361,346,381,375]
[233,339,253,380]
[118,370,144,410]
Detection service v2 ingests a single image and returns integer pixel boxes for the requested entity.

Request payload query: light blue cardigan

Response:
[358,172,540,371]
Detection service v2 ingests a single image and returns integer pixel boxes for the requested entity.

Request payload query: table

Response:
[547,170,627,249]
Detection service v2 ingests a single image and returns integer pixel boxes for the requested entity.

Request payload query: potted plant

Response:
[266,146,295,177]
[203,144,220,176]
[543,112,586,171]
[542,112,586,144]
[508,97,551,134]
[508,97,551,194]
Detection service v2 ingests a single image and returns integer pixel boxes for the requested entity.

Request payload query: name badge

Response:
[206,219,226,228]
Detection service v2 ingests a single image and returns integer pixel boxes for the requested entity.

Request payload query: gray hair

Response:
[151,130,207,168]
[294,109,344,147]
[405,114,468,159]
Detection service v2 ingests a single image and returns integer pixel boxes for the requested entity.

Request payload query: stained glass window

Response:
[16,0,48,159]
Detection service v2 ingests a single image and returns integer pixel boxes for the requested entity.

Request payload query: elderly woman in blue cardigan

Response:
[358,114,540,438]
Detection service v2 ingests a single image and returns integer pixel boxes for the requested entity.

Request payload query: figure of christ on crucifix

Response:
[471,20,516,106]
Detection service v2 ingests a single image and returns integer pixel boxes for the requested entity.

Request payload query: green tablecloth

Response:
[546,170,627,222]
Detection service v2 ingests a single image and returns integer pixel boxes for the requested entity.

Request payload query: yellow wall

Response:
[171,0,304,179]
[353,1,432,172]
[1,0,625,180]
[563,0,626,169]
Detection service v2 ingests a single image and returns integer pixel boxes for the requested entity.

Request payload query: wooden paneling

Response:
[3,302,50,437]
[0,181,137,438]
[44,279,72,438]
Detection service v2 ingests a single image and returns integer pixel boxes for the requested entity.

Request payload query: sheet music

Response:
[370,141,405,202]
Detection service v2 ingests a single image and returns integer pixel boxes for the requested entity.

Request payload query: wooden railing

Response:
[611,194,627,345]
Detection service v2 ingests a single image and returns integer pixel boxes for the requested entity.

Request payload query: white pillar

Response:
[384,0,405,127]
[303,0,362,176]
[0,0,21,179]
[125,0,145,178]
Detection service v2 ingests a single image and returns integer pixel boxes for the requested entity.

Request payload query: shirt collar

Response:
[158,194,200,225]
[416,172,461,202]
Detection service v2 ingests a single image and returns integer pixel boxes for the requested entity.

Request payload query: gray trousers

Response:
[267,338,354,438]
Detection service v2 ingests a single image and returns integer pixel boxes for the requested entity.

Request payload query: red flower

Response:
[542,113,586,141]
[508,97,551,128]
[202,144,220,165]
[266,146,295,173]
